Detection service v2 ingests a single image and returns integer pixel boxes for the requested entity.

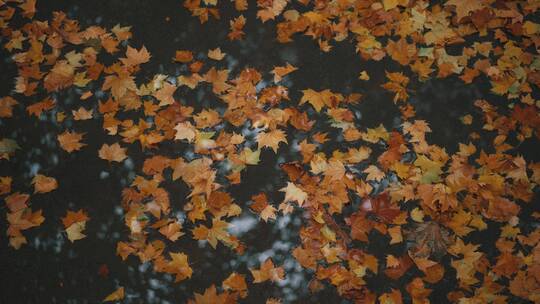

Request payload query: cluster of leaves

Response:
[1,0,540,303]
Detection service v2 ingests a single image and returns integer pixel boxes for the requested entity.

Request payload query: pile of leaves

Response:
[1,0,540,303]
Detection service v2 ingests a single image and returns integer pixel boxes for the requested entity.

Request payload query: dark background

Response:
[0,0,539,303]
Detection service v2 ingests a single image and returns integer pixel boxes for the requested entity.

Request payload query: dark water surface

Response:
[1,1,539,304]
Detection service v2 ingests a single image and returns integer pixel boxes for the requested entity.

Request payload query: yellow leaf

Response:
[66,221,87,242]
[58,131,86,153]
[411,207,424,222]
[388,226,403,244]
[98,143,127,162]
[208,48,226,60]
[271,63,297,83]
[364,165,385,181]
[382,0,398,11]
[260,205,277,222]
[358,70,370,81]
[72,107,93,120]
[256,129,287,153]
[321,225,336,242]
[250,258,285,283]
[192,219,229,248]
[174,122,197,142]
[280,182,307,207]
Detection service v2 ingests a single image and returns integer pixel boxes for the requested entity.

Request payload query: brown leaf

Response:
[58,131,86,153]
[98,143,127,162]
[32,174,58,194]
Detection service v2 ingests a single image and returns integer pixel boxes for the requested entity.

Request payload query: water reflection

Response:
[1,0,534,303]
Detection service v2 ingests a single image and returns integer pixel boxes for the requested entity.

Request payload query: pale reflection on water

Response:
[1,0,538,303]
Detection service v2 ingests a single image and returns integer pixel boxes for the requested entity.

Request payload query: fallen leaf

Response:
[32,174,58,193]
[98,143,127,162]
[250,258,285,283]
[208,48,226,61]
[57,131,86,153]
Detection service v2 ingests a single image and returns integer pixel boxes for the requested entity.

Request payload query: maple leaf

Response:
[57,131,86,153]
[26,98,55,117]
[72,107,93,120]
[507,156,529,182]
[5,193,44,249]
[321,244,344,263]
[168,252,193,281]
[0,96,18,118]
[120,45,151,67]
[6,193,30,213]
[415,155,443,184]
[384,255,414,280]
[208,48,226,60]
[406,221,452,260]
[192,218,230,248]
[153,81,177,106]
[190,285,228,304]
[62,209,89,227]
[280,182,307,206]
[100,34,120,54]
[386,38,416,65]
[98,143,127,162]
[62,210,89,242]
[381,72,410,103]
[102,71,137,100]
[257,0,288,22]
[256,129,287,153]
[363,165,385,181]
[260,204,277,222]
[111,24,132,41]
[360,192,401,223]
[250,258,285,283]
[158,221,184,241]
[324,159,346,181]
[299,89,335,112]
[362,124,390,143]
[174,122,197,142]
[228,15,246,40]
[103,287,125,302]
[204,67,230,94]
[271,63,297,83]
[32,174,58,194]
[222,272,248,297]
[445,0,485,21]
[292,246,317,269]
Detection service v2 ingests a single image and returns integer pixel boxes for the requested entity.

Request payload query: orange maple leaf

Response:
[250,258,285,283]
[57,131,86,153]
[98,143,127,162]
